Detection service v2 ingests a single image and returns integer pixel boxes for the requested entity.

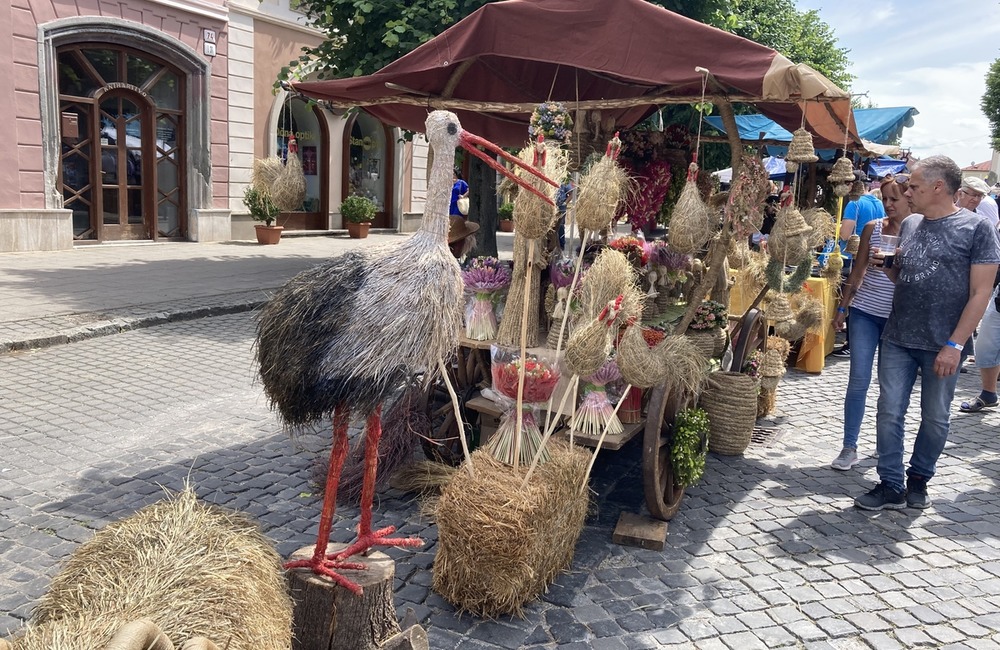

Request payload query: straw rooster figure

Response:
[255,110,556,594]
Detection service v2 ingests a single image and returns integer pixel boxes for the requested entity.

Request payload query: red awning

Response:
[294,0,859,149]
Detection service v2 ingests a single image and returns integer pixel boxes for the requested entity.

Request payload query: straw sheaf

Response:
[495,233,544,348]
[616,324,669,388]
[256,233,464,424]
[575,155,632,233]
[802,208,834,248]
[565,317,611,378]
[668,176,715,254]
[432,442,590,618]
[11,488,291,650]
[269,152,307,212]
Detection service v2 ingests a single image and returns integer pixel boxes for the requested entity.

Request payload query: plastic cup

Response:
[879,234,900,268]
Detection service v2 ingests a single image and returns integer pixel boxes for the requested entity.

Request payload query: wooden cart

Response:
[425,307,768,521]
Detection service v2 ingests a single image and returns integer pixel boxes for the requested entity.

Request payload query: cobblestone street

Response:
[2,310,1000,648]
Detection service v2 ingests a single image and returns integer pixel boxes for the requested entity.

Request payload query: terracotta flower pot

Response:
[499,219,514,233]
[346,222,371,239]
[254,224,283,245]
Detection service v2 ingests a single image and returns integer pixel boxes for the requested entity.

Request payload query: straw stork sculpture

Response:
[256,110,556,594]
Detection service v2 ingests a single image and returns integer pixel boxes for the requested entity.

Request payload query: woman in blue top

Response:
[450,170,469,217]
[830,176,909,470]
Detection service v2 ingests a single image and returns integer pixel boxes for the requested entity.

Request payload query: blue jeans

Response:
[875,340,961,492]
[843,308,888,448]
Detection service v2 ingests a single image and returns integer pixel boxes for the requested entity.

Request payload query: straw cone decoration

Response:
[10,488,291,650]
[433,442,589,618]
[575,136,631,233]
[829,156,855,184]
[767,206,812,263]
[668,163,714,254]
[786,128,819,165]
[496,233,544,347]
[767,293,793,323]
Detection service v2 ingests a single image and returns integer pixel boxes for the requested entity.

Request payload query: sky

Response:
[795,0,1000,168]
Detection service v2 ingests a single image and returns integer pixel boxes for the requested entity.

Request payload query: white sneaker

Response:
[831,447,859,470]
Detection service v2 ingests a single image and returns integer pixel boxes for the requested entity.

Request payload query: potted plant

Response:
[244,185,282,245]
[498,202,514,232]
[340,194,378,239]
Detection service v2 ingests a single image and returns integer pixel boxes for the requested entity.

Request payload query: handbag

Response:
[457,196,470,216]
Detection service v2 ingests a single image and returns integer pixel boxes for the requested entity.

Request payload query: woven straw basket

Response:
[699,371,759,455]
[685,327,727,359]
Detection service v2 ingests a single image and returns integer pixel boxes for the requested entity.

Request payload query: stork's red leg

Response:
[284,405,367,595]
[334,404,423,561]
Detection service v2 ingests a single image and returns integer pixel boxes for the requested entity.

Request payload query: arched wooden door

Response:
[342,112,395,229]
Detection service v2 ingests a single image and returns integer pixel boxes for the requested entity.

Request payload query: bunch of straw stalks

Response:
[574,145,632,233]
[668,164,714,254]
[8,488,291,650]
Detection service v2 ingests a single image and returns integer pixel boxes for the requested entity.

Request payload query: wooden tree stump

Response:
[287,545,419,650]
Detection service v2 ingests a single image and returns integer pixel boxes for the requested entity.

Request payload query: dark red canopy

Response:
[294,0,857,148]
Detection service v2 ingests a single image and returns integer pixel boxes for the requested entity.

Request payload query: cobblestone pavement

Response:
[2,312,1000,648]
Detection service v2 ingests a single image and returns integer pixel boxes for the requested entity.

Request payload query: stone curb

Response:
[0,295,271,355]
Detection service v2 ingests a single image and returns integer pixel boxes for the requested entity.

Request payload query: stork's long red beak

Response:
[460,132,558,206]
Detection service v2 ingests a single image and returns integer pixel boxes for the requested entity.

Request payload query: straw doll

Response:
[255,111,556,594]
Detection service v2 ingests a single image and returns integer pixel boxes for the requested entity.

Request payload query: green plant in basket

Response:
[671,407,709,487]
[339,194,378,224]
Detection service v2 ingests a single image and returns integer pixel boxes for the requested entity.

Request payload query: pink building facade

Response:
[0,0,425,252]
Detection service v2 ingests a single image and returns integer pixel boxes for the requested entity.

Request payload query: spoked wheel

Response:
[642,384,691,521]
[730,307,768,371]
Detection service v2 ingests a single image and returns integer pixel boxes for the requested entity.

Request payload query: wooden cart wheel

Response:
[730,307,768,371]
[642,384,689,521]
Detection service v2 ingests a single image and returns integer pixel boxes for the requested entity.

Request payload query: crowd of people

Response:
[826,155,1000,511]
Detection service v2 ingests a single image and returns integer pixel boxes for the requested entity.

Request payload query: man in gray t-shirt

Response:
[854,155,1000,512]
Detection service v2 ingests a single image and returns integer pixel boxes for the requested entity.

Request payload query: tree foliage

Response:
[983,58,1000,151]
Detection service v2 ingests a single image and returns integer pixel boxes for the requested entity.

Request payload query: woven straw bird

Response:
[255,110,556,595]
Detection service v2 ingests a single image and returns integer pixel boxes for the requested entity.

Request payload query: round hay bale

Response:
[14,488,291,650]
[432,441,590,618]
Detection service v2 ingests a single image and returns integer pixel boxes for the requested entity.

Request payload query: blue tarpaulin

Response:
[704,106,918,148]
[713,156,787,184]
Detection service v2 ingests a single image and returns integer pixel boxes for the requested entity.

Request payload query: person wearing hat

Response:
[957,176,998,228]
[448,215,479,260]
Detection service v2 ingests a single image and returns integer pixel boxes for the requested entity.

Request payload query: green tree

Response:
[983,58,1000,150]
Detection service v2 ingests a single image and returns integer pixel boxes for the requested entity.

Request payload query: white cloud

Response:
[795,0,1000,166]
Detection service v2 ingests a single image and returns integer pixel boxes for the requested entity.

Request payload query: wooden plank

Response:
[612,512,668,551]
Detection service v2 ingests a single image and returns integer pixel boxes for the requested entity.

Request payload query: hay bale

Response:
[10,488,291,650]
[432,441,590,618]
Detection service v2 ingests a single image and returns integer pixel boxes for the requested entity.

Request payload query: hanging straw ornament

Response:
[767,206,812,263]
[574,133,631,233]
[767,293,794,324]
[802,208,834,249]
[668,69,714,254]
[785,127,819,174]
[845,234,861,256]
[270,135,307,212]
